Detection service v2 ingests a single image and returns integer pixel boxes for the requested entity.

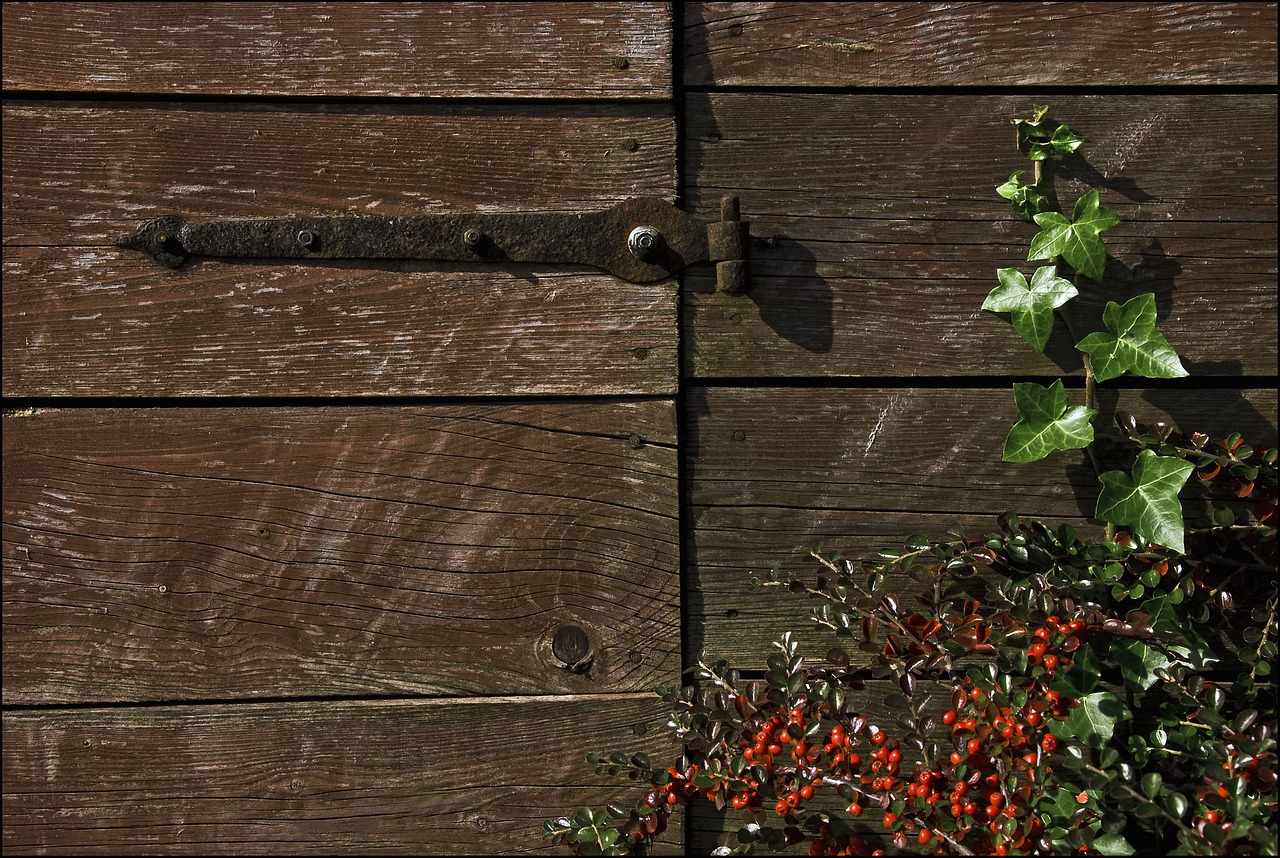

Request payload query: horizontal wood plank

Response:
[3,402,679,704]
[2,2,671,98]
[686,387,1277,666]
[2,102,676,396]
[1,695,683,854]
[683,93,1278,379]
[685,2,1278,87]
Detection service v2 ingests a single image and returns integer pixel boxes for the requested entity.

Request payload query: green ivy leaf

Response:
[1013,108,1085,160]
[1002,380,1096,463]
[1096,450,1194,552]
[1075,293,1188,381]
[1028,190,1119,281]
[1052,642,1101,697]
[996,171,1050,221]
[1168,628,1220,671]
[1111,638,1170,691]
[1052,690,1132,749]
[983,266,1078,352]
[1092,834,1137,856]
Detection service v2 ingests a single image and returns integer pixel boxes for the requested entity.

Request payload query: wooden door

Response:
[4,3,1277,855]
[3,3,683,853]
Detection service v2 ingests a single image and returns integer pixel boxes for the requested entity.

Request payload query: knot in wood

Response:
[552,625,593,671]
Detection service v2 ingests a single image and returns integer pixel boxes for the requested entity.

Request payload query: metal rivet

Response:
[627,225,662,260]
[153,232,169,246]
[612,56,630,70]
[627,433,643,449]
[463,228,482,247]
[632,722,647,736]
[623,138,639,152]
[728,23,744,36]
[156,583,168,594]
[297,230,317,249]
[631,346,650,361]
[733,430,746,442]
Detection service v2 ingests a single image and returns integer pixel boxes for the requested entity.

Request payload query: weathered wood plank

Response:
[685,2,1278,87]
[1,694,683,855]
[2,402,679,704]
[682,93,1278,379]
[2,102,676,396]
[686,387,1277,666]
[2,2,671,99]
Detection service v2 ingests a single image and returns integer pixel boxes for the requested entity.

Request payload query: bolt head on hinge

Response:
[627,225,663,261]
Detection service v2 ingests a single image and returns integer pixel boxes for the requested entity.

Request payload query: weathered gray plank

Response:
[2,102,676,396]
[2,402,679,704]
[687,387,1277,666]
[1,695,683,855]
[682,93,1278,380]
[685,2,1278,87]
[2,2,671,98]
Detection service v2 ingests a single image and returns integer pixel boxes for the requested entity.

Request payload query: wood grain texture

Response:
[2,2,671,98]
[2,102,676,396]
[682,93,1278,379]
[685,2,1278,87]
[1,695,683,855]
[3,402,679,704]
[686,387,1277,666]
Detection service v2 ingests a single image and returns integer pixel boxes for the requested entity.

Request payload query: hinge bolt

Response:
[296,229,317,249]
[462,228,483,247]
[627,225,662,260]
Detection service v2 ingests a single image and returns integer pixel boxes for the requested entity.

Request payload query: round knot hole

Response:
[552,625,593,671]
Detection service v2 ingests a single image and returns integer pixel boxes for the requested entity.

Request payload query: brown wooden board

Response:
[685,386,1277,667]
[2,2,671,99]
[1,694,683,855]
[2,102,677,396]
[681,93,1278,380]
[2,402,679,705]
[684,2,1278,88]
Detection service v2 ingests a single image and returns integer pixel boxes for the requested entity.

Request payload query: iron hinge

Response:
[117,195,750,293]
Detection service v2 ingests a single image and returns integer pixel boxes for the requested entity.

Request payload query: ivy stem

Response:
[1055,293,1110,539]
[1250,598,1276,684]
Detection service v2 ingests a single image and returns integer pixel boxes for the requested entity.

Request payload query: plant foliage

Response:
[543,107,1277,857]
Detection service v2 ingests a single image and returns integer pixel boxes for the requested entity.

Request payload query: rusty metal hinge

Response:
[117,195,750,293]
